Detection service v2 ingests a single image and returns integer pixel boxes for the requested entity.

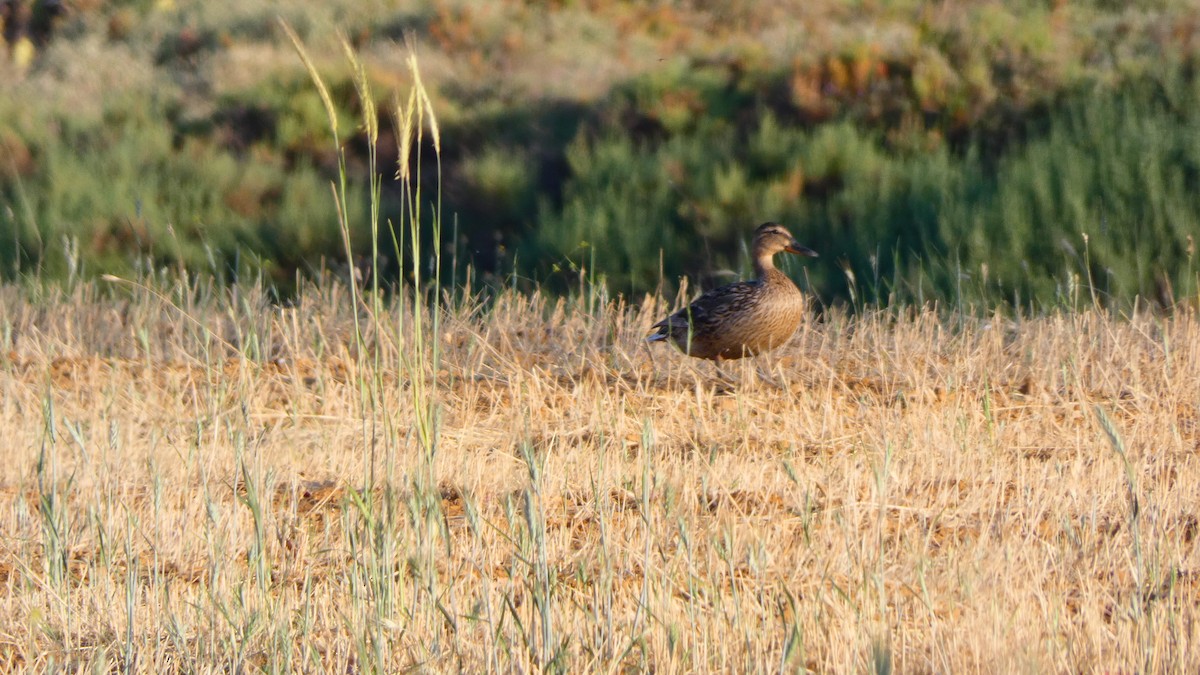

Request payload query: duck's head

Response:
[753,222,818,259]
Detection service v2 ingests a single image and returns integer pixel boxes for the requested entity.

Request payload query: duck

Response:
[647,222,817,361]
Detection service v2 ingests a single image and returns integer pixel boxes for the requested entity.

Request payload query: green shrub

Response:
[528,68,1200,310]
[0,94,362,285]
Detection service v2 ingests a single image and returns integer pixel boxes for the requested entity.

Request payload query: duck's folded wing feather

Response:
[654,281,757,335]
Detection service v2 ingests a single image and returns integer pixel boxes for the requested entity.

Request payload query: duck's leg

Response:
[752,358,788,390]
[709,356,742,391]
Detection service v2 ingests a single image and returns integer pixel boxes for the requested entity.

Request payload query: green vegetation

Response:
[2,1,1200,307]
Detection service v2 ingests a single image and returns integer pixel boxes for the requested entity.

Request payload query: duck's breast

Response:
[741,291,804,354]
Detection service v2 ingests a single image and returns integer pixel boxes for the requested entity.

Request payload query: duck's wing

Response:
[650,280,759,337]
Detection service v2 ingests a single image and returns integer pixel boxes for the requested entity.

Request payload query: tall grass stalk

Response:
[1095,404,1156,670]
[284,23,449,669]
[394,44,444,462]
[339,33,388,485]
[281,22,378,481]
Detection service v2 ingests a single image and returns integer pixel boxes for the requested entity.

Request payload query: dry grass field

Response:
[1,278,1198,672]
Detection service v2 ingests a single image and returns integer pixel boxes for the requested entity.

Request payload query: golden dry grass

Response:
[1,279,1199,672]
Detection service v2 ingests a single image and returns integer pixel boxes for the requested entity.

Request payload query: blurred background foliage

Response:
[2,0,1200,308]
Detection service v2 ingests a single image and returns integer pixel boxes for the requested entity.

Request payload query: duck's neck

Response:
[753,253,778,280]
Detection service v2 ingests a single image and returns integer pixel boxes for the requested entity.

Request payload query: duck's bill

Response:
[785,243,819,257]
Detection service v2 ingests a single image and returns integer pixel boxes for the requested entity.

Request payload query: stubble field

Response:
[1,280,1199,672]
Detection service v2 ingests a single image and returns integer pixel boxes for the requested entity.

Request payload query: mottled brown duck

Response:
[647,222,817,360]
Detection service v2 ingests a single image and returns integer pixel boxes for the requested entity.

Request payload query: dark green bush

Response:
[0,94,363,285]
[527,70,1200,310]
